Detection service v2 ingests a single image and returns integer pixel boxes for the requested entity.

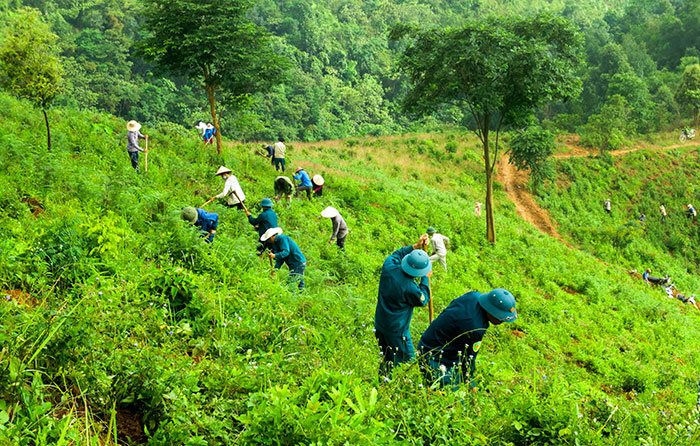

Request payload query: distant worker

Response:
[181,206,218,243]
[203,123,216,144]
[418,288,517,390]
[604,198,611,215]
[126,120,147,172]
[262,144,274,164]
[642,268,670,286]
[294,167,313,200]
[312,174,325,197]
[273,176,295,203]
[273,137,286,172]
[687,204,697,220]
[246,198,278,254]
[260,227,307,291]
[374,235,432,380]
[659,204,667,222]
[202,166,246,210]
[474,201,482,217]
[426,227,450,271]
[321,206,348,249]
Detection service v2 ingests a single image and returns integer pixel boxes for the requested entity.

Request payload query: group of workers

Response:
[179,162,347,291]
[641,268,698,310]
[604,198,697,222]
[129,121,517,391]
[374,234,517,389]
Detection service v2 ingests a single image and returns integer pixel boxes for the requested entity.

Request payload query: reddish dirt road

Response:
[496,137,697,241]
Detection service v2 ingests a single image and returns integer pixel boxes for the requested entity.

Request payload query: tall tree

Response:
[397,14,583,243]
[139,0,286,154]
[0,7,63,151]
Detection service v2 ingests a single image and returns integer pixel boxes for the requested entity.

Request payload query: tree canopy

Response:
[0,7,63,151]
[398,13,584,243]
[139,0,286,152]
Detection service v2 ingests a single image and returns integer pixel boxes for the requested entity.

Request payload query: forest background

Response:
[1,0,699,142]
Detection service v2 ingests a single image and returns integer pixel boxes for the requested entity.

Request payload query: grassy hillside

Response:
[1,94,699,445]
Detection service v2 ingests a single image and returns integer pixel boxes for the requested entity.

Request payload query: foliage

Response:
[139,0,287,153]
[397,13,584,243]
[579,95,636,152]
[0,0,696,141]
[675,63,700,125]
[0,92,699,444]
[0,7,63,150]
[509,125,556,192]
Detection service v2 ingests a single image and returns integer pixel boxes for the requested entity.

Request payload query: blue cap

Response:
[260,198,273,208]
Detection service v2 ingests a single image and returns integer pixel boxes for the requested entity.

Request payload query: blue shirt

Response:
[195,208,218,242]
[374,246,430,338]
[293,170,312,187]
[248,208,278,237]
[271,234,306,270]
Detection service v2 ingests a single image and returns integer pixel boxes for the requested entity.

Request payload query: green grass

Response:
[0,93,699,444]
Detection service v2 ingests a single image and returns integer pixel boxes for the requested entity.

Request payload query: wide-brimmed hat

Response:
[195,121,207,130]
[426,226,436,235]
[126,120,141,132]
[260,227,283,242]
[215,166,232,176]
[181,207,198,224]
[401,250,432,277]
[260,198,273,208]
[295,166,304,173]
[321,206,339,219]
[312,174,325,185]
[477,288,517,322]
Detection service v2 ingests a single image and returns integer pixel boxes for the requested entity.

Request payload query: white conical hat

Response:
[260,227,283,241]
[126,120,141,131]
[215,166,232,176]
[321,206,339,218]
[312,174,325,185]
[195,121,207,130]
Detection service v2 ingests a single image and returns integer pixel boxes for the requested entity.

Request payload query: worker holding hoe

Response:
[374,234,432,380]
[246,198,278,254]
[202,166,247,210]
[126,120,147,172]
[260,227,307,291]
[418,288,517,390]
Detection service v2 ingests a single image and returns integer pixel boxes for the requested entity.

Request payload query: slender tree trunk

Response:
[205,83,222,155]
[478,117,496,244]
[483,139,496,244]
[42,108,51,151]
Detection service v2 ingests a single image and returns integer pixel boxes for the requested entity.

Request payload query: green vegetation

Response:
[1,92,699,444]
[0,1,698,140]
[397,13,583,243]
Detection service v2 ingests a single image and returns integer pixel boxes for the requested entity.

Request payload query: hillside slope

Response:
[1,96,699,444]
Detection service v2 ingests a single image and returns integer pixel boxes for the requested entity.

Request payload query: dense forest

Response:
[0,0,699,142]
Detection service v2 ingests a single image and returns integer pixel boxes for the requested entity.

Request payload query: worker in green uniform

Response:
[418,288,517,390]
[246,198,278,254]
[374,234,432,380]
[260,227,307,291]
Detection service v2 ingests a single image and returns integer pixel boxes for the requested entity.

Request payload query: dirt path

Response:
[496,136,697,241]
